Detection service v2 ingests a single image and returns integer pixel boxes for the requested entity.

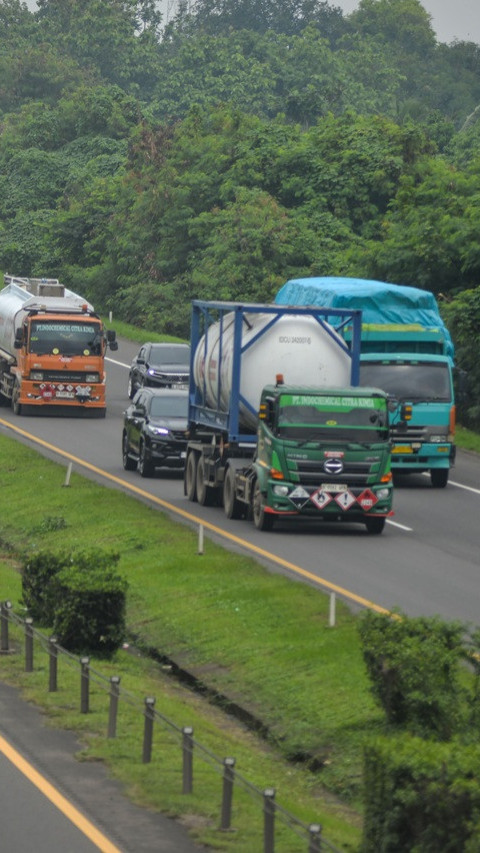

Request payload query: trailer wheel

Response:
[12,381,22,416]
[431,468,449,488]
[185,451,198,501]
[196,455,216,506]
[252,479,274,531]
[223,467,243,519]
[364,516,385,535]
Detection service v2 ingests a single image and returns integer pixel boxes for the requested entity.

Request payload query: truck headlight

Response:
[376,488,391,500]
[273,484,289,496]
[430,435,446,443]
[30,371,44,381]
[85,373,100,383]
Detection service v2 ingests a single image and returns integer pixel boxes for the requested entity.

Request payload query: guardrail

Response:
[1,600,343,853]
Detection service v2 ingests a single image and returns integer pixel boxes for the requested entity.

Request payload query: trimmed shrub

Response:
[21,547,126,658]
[362,734,480,852]
[358,610,467,740]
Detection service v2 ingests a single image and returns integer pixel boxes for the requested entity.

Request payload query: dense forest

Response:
[1,0,480,423]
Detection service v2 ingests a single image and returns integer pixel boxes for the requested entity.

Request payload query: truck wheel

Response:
[196,455,216,506]
[224,467,243,519]
[185,451,198,501]
[365,517,385,535]
[252,480,274,531]
[12,382,22,416]
[138,442,154,477]
[122,432,136,471]
[431,469,449,488]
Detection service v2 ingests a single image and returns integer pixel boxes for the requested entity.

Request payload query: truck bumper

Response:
[390,442,455,471]
[19,381,106,413]
[265,481,394,522]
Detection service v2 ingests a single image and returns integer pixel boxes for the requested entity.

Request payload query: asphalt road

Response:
[0,681,205,853]
[0,337,479,629]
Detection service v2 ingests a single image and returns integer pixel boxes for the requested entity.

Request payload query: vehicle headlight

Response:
[376,488,391,500]
[273,484,290,496]
[147,425,169,436]
[430,435,447,443]
[30,371,44,381]
[85,373,100,383]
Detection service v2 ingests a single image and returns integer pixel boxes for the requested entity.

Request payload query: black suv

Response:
[127,342,190,399]
[122,387,189,477]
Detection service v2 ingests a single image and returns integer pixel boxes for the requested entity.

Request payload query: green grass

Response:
[455,424,480,454]
[102,315,187,344]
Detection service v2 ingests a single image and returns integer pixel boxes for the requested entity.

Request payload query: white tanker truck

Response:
[184,300,394,533]
[0,274,117,416]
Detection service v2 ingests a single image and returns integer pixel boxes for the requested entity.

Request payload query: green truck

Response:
[184,301,394,533]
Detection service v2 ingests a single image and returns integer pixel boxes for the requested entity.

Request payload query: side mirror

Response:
[14,328,23,349]
[107,329,116,343]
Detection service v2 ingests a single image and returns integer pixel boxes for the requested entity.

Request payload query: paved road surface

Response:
[0,680,207,853]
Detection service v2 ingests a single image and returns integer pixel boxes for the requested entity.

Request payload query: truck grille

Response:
[38,372,97,383]
[391,424,428,441]
[289,459,375,487]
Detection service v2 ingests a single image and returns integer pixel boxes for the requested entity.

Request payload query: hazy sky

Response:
[333,1,480,45]
[22,1,480,45]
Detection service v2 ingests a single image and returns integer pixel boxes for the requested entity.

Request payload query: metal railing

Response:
[0,600,343,853]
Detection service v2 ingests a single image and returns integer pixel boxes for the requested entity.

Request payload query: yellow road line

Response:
[0,417,390,615]
[0,733,122,852]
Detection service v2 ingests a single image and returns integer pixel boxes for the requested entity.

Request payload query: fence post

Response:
[48,636,58,692]
[220,757,235,830]
[80,656,90,713]
[25,617,34,672]
[263,788,275,853]
[182,726,194,794]
[308,823,322,852]
[142,697,155,763]
[0,600,12,652]
[107,676,121,738]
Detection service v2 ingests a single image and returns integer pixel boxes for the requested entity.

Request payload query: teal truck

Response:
[275,277,456,488]
[184,301,394,533]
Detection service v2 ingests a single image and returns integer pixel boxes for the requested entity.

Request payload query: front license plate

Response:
[55,391,75,399]
[392,445,413,454]
[321,483,347,492]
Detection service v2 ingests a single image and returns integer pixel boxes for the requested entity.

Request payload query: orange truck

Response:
[0,274,117,417]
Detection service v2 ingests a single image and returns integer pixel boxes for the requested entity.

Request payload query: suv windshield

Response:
[276,393,388,442]
[149,395,188,418]
[29,320,102,356]
[150,345,190,365]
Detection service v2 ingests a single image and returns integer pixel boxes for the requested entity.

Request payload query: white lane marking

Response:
[387,518,413,532]
[421,472,480,496]
[106,356,130,368]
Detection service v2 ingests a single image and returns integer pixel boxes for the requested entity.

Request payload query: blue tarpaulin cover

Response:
[275,277,454,358]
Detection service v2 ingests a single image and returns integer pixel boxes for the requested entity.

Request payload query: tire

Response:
[185,451,198,501]
[431,468,449,488]
[12,381,22,416]
[365,516,385,535]
[252,479,274,531]
[196,455,216,506]
[127,375,135,399]
[122,432,136,471]
[223,466,243,519]
[138,441,154,477]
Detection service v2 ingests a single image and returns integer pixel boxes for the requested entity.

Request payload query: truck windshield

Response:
[359,361,451,402]
[29,320,102,356]
[276,394,388,442]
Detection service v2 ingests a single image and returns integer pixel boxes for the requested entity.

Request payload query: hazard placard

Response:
[357,489,379,511]
[311,490,333,509]
[334,490,356,510]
